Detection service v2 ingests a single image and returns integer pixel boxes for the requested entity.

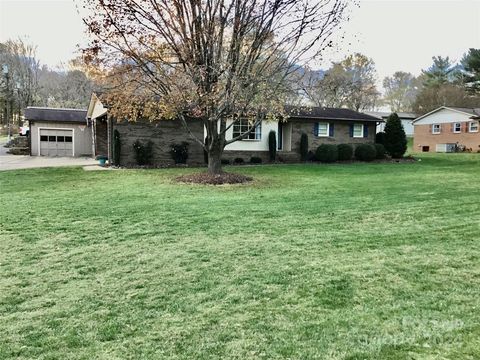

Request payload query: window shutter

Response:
[314,122,319,136]
[349,124,354,137]
[364,123,368,138]
[329,122,334,137]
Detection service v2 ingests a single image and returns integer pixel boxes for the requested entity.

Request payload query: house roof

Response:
[413,106,480,123]
[365,111,417,120]
[285,106,381,122]
[25,107,88,123]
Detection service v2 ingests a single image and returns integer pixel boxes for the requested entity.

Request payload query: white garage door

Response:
[39,129,73,157]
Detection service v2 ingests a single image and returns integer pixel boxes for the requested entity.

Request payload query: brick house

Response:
[413,106,480,153]
[86,93,381,166]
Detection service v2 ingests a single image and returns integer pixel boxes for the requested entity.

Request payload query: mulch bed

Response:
[176,172,253,185]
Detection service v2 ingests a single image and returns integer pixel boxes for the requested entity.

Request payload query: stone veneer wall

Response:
[113,119,205,166]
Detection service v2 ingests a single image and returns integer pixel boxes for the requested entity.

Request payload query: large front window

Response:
[232,119,262,140]
[353,123,364,138]
[317,122,329,137]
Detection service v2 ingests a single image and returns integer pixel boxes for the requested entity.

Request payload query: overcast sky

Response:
[1,0,479,85]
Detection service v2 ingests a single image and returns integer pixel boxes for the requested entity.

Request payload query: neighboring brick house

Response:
[86,94,380,166]
[413,106,480,153]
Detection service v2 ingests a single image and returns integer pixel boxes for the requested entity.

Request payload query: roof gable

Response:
[413,107,478,125]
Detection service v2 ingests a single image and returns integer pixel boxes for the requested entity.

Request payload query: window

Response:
[453,122,461,133]
[57,136,65,142]
[65,136,73,143]
[317,122,329,137]
[40,135,48,141]
[48,136,56,142]
[353,123,364,138]
[469,121,479,133]
[432,124,441,134]
[232,119,261,140]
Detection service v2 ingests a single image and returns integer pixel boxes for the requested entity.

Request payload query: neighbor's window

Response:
[453,122,461,133]
[232,119,262,140]
[469,121,479,133]
[432,124,441,134]
[317,122,329,137]
[353,123,364,138]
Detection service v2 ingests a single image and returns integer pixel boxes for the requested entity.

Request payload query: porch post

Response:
[107,115,112,164]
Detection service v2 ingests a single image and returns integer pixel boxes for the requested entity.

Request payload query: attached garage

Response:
[25,107,93,157]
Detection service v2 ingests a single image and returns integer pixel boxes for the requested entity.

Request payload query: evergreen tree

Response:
[384,113,407,158]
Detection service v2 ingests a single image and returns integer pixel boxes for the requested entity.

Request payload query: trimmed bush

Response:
[268,130,276,162]
[337,144,353,161]
[250,156,262,164]
[307,151,316,162]
[300,132,308,161]
[384,113,407,158]
[133,139,154,165]
[315,144,338,163]
[355,144,376,162]
[221,158,230,165]
[374,143,386,159]
[113,129,121,166]
[170,142,189,164]
[375,131,385,145]
[233,157,244,164]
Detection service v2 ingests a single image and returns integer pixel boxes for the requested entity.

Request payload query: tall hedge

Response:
[384,113,407,158]
[300,132,308,161]
[113,129,121,166]
[268,130,277,162]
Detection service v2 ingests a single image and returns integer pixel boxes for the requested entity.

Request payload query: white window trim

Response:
[453,122,462,133]
[232,119,262,141]
[317,122,330,137]
[469,121,479,133]
[432,124,441,134]
[353,123,364,138]
[37,127,75,156]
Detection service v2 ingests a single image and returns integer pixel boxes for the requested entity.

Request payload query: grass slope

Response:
[1,154,480,359]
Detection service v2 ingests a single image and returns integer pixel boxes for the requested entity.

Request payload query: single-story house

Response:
[366,111,417,137]
[25,107,92,157]
[86,94,381,166]
[413,106,480,152]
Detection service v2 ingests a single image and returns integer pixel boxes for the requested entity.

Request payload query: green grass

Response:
[1,154,480,359]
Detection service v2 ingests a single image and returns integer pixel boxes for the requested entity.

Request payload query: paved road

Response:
[0,137,9,156]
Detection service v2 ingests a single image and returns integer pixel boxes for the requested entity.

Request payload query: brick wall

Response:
[113,119,205,166]
[413,123,480,152]
[291,120,376,153]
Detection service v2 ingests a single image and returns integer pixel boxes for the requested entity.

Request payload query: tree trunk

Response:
[207,148,223,175]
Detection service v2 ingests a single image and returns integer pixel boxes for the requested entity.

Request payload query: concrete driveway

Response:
[0,139,97,171]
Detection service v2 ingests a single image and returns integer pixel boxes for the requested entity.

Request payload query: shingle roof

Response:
[285,106,381,122]
[25,107,87,123]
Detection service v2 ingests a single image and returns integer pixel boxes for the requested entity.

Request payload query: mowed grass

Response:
[1,154,480,359]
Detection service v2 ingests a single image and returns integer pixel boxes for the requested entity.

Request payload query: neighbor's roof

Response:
[285,106,381,122]
[25,107,88,123]
[413,106,480,123]
[365,111,417,120]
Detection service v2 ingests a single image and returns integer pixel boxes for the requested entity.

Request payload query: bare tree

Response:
[83,0,349,174]
[382,71,421,112]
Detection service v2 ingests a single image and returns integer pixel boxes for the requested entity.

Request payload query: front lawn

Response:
[1,154,479,359]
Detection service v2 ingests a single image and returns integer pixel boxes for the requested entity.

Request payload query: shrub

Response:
[233,157,244,164]
[300,132,308,161]
[315,144,338,163]
[221,158,230,165]
[384,113,407,158]
[133,139,154,165]
[170,142,189,164]
[113,129,121,166]
[307,151,316,162]
[337,144,353,161]
[268,130,277,162]
[375,131,385,145]
[374,143,386,159]
[250,156,262,164]
[355,144,376,162]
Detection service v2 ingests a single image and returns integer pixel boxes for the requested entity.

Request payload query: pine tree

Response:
[384,113,407,158]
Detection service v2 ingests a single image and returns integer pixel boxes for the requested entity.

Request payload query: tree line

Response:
[0,38,95,126]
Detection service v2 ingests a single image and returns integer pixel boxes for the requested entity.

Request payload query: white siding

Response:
[223,120,279,151]
[31,121,93,157]
[414,108,473,125]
